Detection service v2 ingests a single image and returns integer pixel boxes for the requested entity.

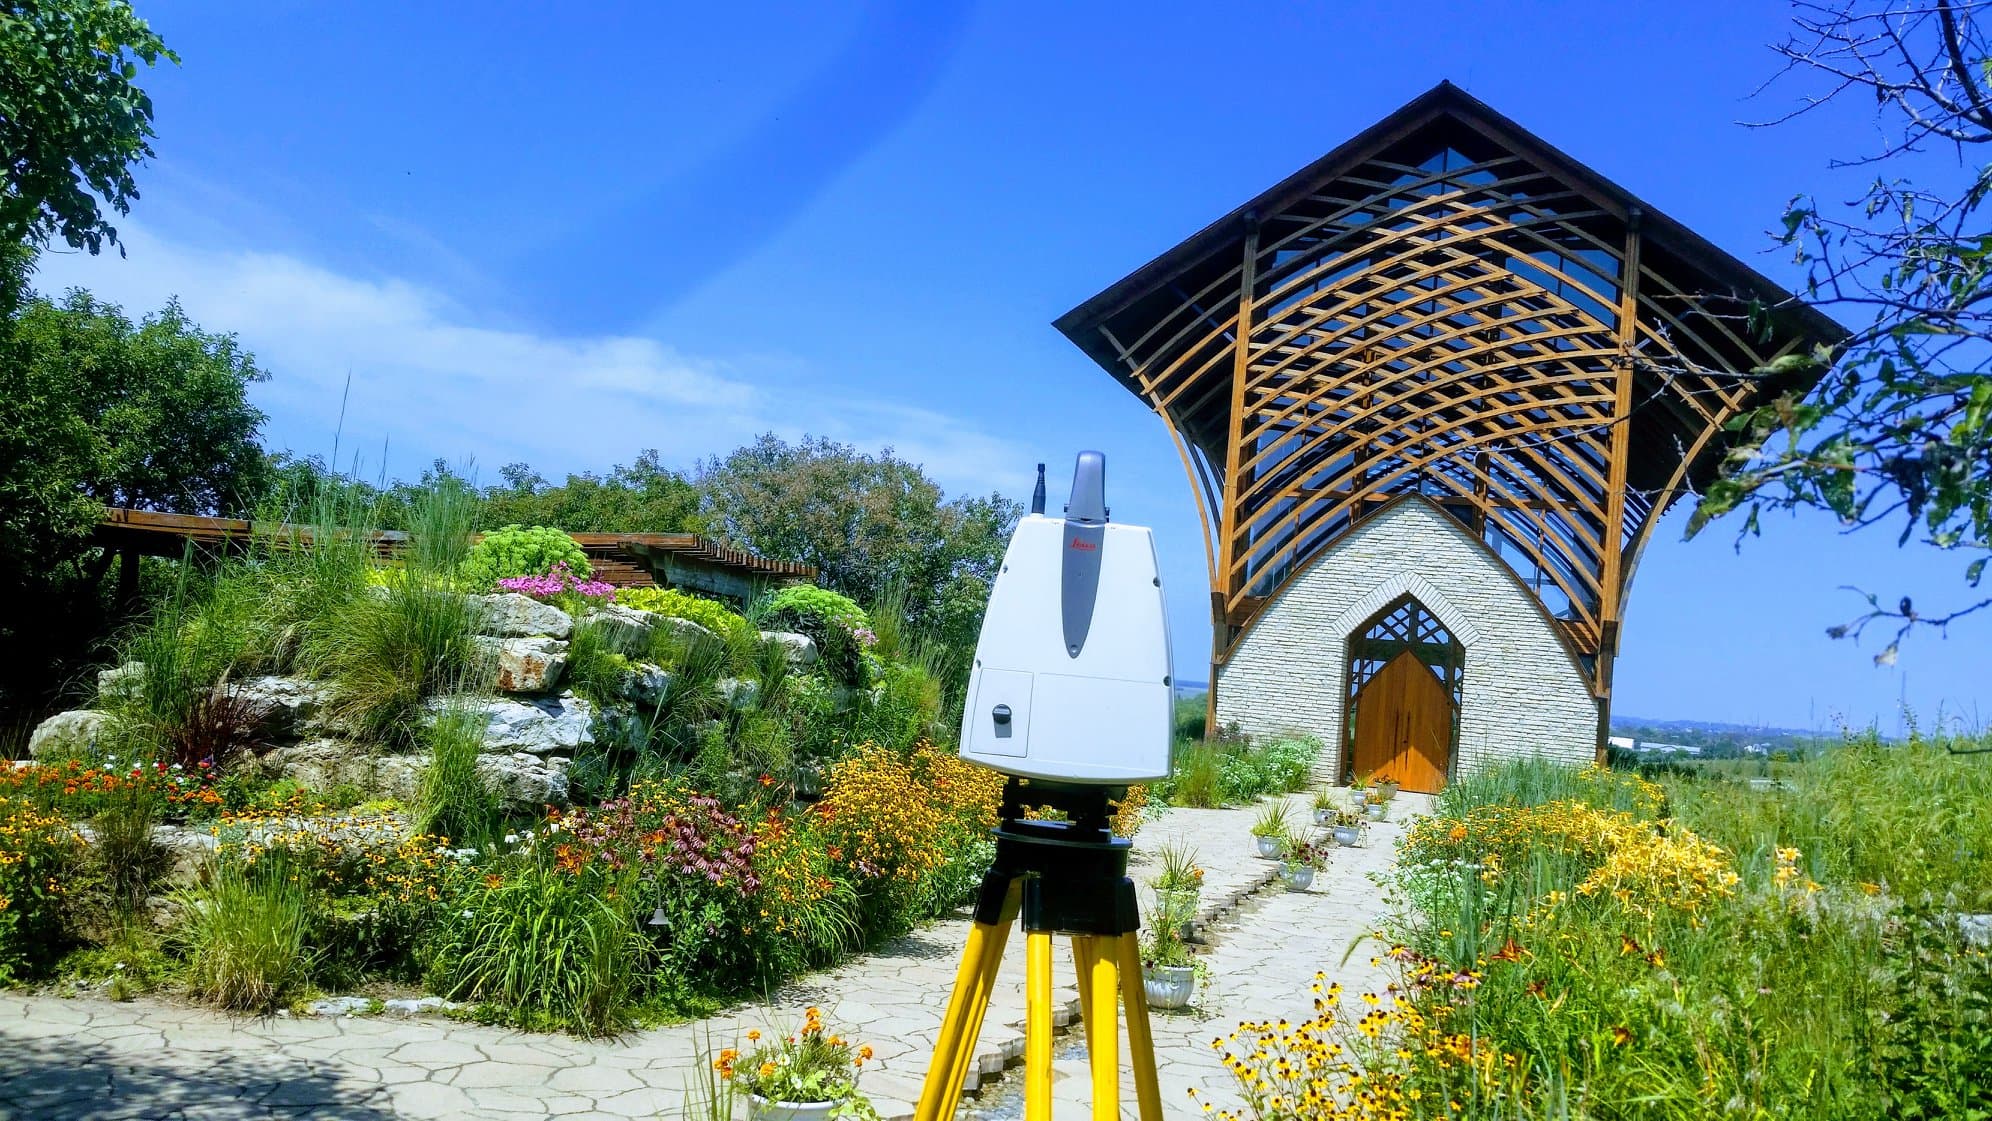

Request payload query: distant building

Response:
[1056,83,1841,793]
[1608,736,1636,751]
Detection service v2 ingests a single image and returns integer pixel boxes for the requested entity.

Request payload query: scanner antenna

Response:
[1030,463,1046,515]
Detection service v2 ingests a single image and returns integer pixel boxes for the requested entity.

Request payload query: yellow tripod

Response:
[913,784,1164,1121]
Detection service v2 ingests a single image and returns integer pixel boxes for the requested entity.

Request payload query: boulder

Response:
[581,604,658,658]
[232,675,332,739]
[654,615,718,647]
[476,752,569,809]
[96,661,146,706]
[620,662,672,706]
[468,592,573,639]
[716,677,760,711]
[434,692,595,755]
[260,739,426,800]
[760,631,818,668]
[472,636,569,694]
[28,709,119,760]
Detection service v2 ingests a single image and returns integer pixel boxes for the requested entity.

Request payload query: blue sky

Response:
[31,0,1992,733]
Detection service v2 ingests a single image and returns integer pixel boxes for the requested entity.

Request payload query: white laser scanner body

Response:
[959,453,1174,783]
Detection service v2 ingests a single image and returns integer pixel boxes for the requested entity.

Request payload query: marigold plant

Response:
[816,742,1001,883]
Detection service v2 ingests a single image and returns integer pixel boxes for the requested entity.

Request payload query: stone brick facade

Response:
[1214,497,1599,781]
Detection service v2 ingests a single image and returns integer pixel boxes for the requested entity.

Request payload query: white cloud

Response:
[29,227,1023,495]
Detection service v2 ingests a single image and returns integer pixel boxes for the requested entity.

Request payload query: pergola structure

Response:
[1055,83,1843,788]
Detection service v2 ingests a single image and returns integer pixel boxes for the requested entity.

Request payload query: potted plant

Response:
[1329,806,1365,847]
[724,1008,878,1121]
[1249,803,1293,859]
[1278,835,1326,891]
[1140,913,1207,1011]
[1152,843,1203,934]
[1310,788,1339,826]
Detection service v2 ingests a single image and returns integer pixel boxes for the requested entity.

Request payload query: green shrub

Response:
[415,703,497,848]
[91,767,169,916]
[1173,694,1208,741]
[1867,907,1992,1120]
[1162,740,1225,807]
[305,580,480,742]
[614,587,750,642]
[758,585,870,631]
[176,856,313,1013]
[0,798,84,982]
[460,525,590,590]
[433,862,642,1036]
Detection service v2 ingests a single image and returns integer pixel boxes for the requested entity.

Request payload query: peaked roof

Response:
[1054,80,1845,366]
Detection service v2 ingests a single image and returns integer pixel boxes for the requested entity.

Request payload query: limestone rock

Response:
[469,592,573,639]
[307,996,376,1017]
[654,615,717,647]
[581,604,658,658]
[232,675,331,739]
[477,752,569,809]
[96,661,145,705]
[620,662,672,706]
[28,709,119,759]
[760,630,818,668]
[472,636,569,693]
[716,677,759,711]
[435,692,595,755]
[260,739,425,800]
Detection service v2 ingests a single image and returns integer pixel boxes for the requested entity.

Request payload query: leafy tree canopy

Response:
[696,434,1020,648]
[1693,0,1992,657]
[0,0,175,256]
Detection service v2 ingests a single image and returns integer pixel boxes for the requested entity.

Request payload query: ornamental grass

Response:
[1213,742,1992,1120]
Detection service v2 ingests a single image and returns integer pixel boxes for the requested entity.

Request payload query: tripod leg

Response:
[1084,936,1119,1121]
[1070,935,1097,1030]
[1114,932,1165,1121]
[1025,929,1055,1121]
[916,881,1021,1121]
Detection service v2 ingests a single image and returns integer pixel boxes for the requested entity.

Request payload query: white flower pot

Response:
[1312,806,1334,826]
[1144,964,1196,1010]
[1363,801,1387,820]
[1280,864,1315,892]
[747,1096,841,1121]
[1255,835,1281,859]
[1332,824,1362,847]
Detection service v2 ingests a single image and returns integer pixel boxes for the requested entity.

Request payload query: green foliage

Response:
[0,1,175,255]
[1154,733,1319,808]
[761,584,870,631]
[1866,908,1992,1121]
[305,579,478,743]
[484,451,698,533]
[697,433,1018,663]
[175,856,313,1013]
[432,862,642,1036]
[1668,731,1992,909]
[614,587,750,642]
[90,764,167,915]
[1173,694,1207,741]
[0,289,269,713]
[415,704,497,849]
[1369,746,1992,1120]
[1694,12,1992,650]
[459,524,590,590]
[0,797,84,982]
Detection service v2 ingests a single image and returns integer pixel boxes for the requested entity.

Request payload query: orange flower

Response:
[746,1029,761,1042]
[1611,1026,1632,1046]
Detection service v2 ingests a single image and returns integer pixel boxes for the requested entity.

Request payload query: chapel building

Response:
[1055,83,1842,792]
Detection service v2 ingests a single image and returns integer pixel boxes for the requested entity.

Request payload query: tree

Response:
[695,434,1020,645]
[1692,0,1992,659]
[0,0,175,257]
[482,450,699,533]
[0,287,268,712]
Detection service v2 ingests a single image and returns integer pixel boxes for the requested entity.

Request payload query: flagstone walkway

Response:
[0,794,1426,1121]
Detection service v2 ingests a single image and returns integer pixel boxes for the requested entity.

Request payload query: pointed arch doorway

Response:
[1345,595,1464,794]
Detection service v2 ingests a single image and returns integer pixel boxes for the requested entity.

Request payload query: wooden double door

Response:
[1350,650,1453,794]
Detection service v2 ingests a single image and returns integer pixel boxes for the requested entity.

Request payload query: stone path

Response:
[0,793,1424,1121]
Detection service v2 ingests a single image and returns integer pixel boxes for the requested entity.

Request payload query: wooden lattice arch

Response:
[1055,83,1844,727]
